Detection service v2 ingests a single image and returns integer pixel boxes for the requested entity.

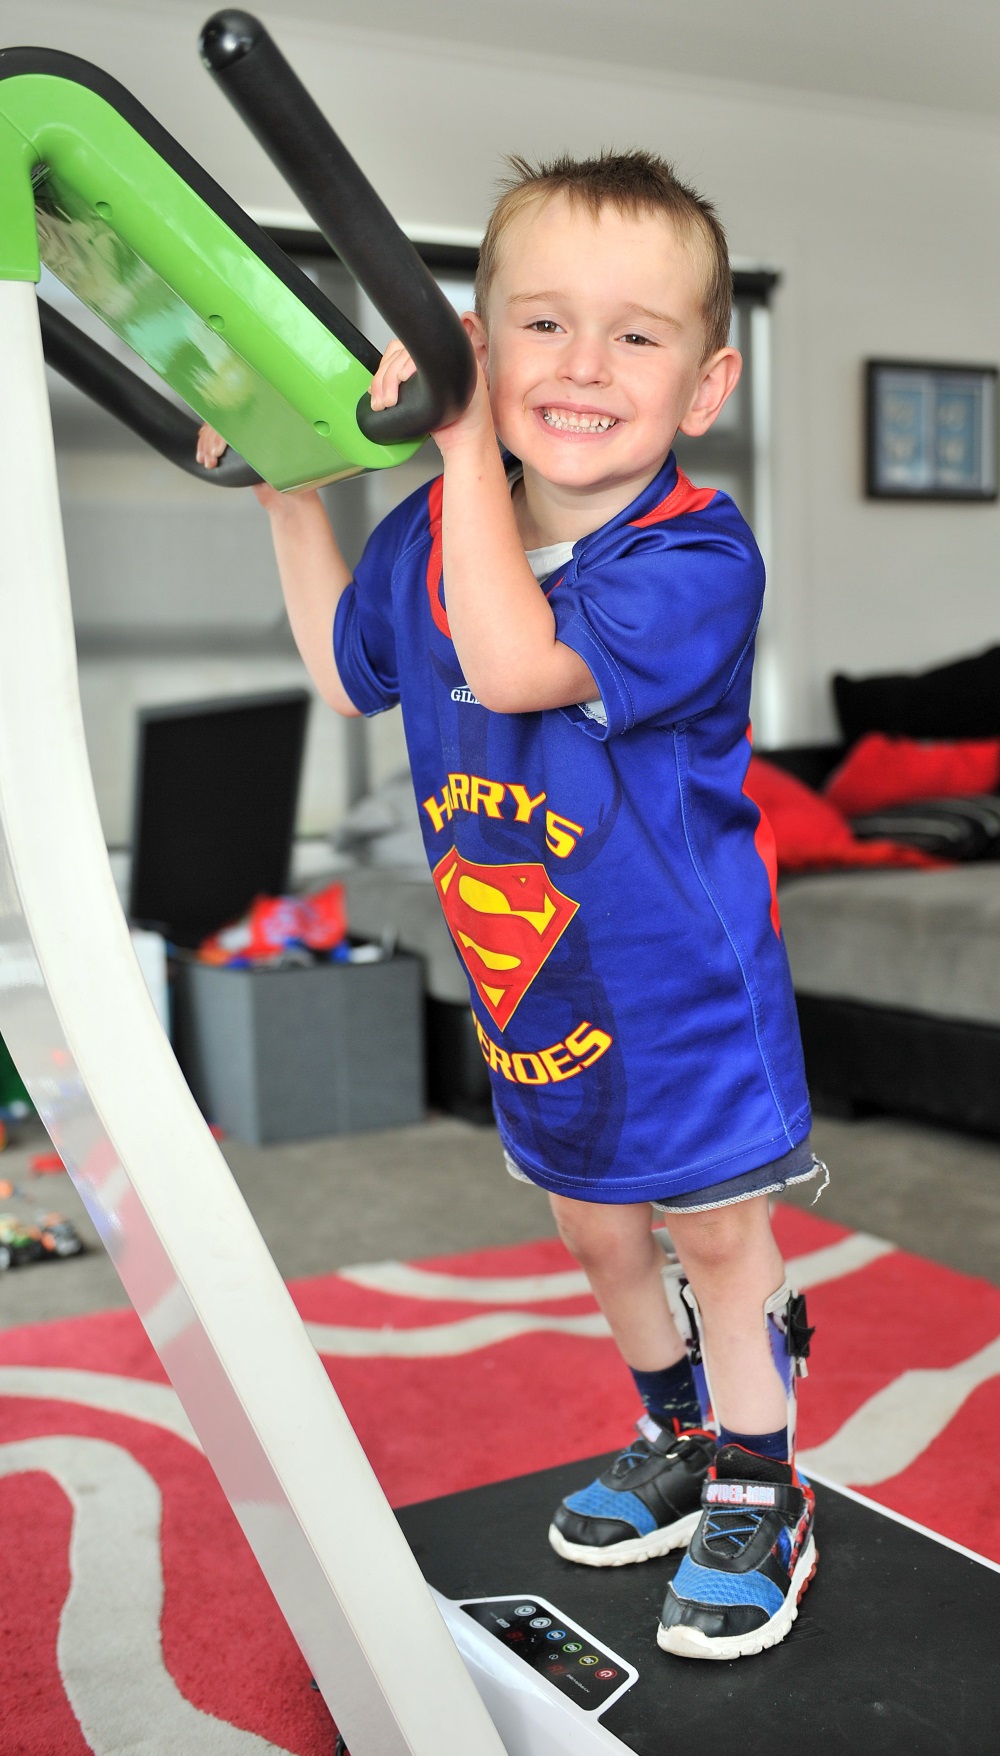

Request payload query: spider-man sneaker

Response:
[657,1444,817,1660]
[549,1426,716,1567]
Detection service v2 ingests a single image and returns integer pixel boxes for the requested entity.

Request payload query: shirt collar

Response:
[501,450,678,558]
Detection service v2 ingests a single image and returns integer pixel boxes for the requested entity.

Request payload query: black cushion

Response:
[833,646,1000,742]
[849,795,1000,860]
[756,743,846,790]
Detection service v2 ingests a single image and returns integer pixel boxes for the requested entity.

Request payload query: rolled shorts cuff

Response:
[653,1139,828,1214]
[502,1138,829,1212]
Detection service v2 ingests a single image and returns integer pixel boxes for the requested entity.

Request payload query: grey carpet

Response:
[1,1108,998,1328]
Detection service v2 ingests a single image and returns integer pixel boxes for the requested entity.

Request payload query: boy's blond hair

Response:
[474,149,732,359]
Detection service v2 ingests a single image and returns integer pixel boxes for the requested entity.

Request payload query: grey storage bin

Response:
[174,953,424,1144]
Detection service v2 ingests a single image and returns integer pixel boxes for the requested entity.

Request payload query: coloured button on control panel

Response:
[461,1597,634,1713]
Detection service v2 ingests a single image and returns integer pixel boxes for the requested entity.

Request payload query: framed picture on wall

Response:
[866,360,998,501]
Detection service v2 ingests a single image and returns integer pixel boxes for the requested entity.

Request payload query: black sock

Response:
[629,1356,702,1432]
[718,1424,789,1462]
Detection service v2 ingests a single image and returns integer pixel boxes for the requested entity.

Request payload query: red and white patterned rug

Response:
[2,1201,999,1755]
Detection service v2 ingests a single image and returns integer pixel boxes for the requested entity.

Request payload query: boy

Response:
[198,150,821,1661]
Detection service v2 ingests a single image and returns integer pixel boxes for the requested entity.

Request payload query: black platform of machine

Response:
[398,1452,1000,1755]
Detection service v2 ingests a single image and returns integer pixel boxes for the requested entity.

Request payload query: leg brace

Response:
[682,1276,814,1456]
[655,1228,718,1433]
[656,1229,815,1451]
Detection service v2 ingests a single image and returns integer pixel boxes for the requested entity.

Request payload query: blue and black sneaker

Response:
[549,1425,716,1567]
[657,1443,817,1660]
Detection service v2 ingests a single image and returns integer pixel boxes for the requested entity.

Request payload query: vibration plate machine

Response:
[0,11,998,1754]
[405,1463,1000,1754]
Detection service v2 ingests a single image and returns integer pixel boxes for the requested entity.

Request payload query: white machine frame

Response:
[0,276,508,1756]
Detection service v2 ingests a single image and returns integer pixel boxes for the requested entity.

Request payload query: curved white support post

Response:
[0,280,507,1756]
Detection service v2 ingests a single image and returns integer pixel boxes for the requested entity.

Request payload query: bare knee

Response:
[550,1194,654,1281]
[671,1209,745,1275]
[669,1196,781,1281]
[550,1193,613,1271]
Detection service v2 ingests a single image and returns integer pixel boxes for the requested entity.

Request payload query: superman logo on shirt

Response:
[432,850,579,1030]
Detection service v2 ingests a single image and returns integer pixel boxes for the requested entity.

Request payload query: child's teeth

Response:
[543,409,616,431]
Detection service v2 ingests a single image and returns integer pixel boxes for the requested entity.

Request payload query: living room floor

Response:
[3,1106,999,1328]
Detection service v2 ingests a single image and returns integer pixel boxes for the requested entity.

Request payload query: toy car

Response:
[38,1215,84,1260]
[0,1214,39,1269]
[0,1212,83,1270]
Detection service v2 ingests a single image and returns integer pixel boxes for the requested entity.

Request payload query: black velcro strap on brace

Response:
[786,1291,814,1361]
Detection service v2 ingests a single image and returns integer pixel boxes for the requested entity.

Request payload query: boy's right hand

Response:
[195,422,294,513]
[195,422,229,473]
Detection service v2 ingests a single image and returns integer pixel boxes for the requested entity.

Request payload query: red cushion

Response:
[745,756,941,873]
[823,733,1000,817]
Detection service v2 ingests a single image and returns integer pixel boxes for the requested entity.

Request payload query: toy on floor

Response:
[197,880,349,968]
[0,1211,83,1270]
[31,1150,66,1173]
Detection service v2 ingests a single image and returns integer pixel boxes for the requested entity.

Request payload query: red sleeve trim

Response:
[743,726,782,937]
[629,467,717,528]
[424,475,450,637]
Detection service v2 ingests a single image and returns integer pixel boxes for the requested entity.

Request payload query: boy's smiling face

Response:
[470,193,741,541]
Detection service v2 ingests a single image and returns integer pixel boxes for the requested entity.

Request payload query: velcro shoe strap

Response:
[702,1479,803,1517]
[647,1425,712,1459]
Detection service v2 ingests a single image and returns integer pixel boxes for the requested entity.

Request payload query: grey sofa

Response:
[779,864,1000,1136]
[764,742,1000,1137]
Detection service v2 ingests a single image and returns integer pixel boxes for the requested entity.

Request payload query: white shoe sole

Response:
[656,1533,818,1660]
[548,1509,701,1568]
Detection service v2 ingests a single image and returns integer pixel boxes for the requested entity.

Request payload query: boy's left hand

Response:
[367,338,417,412]
[370,328,597,714]
[368,322,492,450]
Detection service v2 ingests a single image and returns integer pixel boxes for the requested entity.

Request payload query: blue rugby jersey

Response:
[334,452,811,1204]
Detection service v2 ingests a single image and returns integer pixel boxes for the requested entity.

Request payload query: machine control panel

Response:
[460,1595,637,1714]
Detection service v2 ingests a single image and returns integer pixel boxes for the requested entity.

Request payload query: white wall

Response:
[10,0,1000,795]
[53,425,404,844]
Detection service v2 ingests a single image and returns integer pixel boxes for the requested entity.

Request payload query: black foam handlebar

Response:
[38,300,261,487]
[199,10,477,445]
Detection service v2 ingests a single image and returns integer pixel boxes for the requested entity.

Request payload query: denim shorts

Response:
[503,1136,828,1212]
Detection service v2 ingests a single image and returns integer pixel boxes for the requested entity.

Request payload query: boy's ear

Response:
[463,311,491,384]
[678,347,743,439]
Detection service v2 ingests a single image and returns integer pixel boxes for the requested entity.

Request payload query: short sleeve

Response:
[552,519,764,740]
[333,513,402,717]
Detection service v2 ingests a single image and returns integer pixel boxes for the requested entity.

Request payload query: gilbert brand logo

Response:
[451,685,481,705]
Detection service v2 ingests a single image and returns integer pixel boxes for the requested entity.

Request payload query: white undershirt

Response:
[525,539,574,581]
[524,538,608,726]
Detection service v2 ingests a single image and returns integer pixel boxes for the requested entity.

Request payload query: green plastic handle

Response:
[0,50,424,487]
[0,108,39,279]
